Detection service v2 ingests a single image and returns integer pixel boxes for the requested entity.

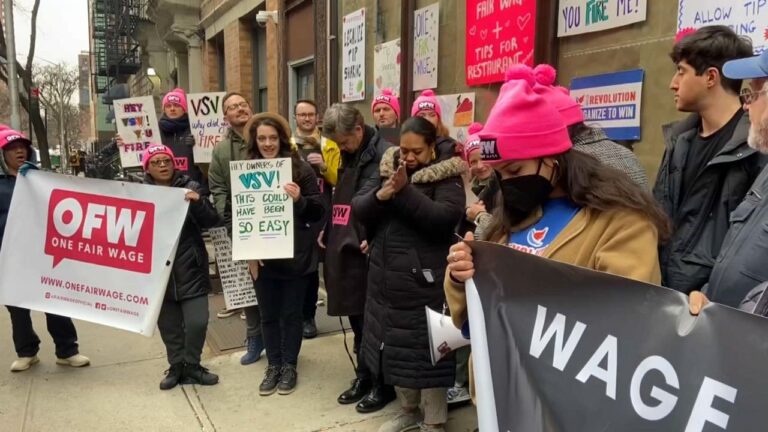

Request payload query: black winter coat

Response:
[324,126,393,316]
[159,116,208,193]
[353,145,466,389]
[145,173,221,301]
[259,159,326,280]
[654,112,767,293]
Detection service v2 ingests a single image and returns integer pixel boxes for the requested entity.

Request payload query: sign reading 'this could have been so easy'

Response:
[229,158,294,261]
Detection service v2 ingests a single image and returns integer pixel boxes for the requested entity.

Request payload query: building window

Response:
[252,22,267,111]
[216,34,226,91]
[288,58,314,129]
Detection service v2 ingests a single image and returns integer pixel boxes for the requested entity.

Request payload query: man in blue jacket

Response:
[702,49,768,307]
[0,126,90,372]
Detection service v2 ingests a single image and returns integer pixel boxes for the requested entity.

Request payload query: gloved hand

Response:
[18,161,39,177]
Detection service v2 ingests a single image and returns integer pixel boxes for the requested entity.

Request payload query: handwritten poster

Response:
[187,92,228,164]
[113,96,161,169]
[229,158,294,261]
[209,227,257,310]
[413,3,439,91]
[374,39,401,96]
[466,0,537,86]
[342,8,366,102]
[677,0,768,54]
[558,0,647,37]
[570,69,644,141]
[436,93,476,144]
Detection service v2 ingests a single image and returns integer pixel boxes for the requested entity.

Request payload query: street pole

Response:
[3,0,21,129]
[59,102,68,173]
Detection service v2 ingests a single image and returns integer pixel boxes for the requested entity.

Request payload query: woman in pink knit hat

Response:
[157,88,207,191]
[412,89,461,163]
[443,66,671,402]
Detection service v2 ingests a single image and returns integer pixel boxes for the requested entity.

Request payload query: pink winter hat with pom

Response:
[463,122,484,161]
[163,88,188,113]
[533,64,584,126]
[371,88,401,120]
[141,144,176,171]
[479,65,572,163]
[411,89,442,119]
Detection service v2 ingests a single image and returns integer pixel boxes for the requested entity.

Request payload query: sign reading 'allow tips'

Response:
[558,0,647,37]
[677,0,768,54]
[0,171,189,336]
[467,242,768,432]
[570,69,644,141]
[229,158,294,261]
[187,92,229,164]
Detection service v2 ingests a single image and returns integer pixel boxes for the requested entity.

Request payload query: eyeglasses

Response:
[296,113,316,118]
[225,101,250,113]
[739,87,768,105]
[150,158,173,167]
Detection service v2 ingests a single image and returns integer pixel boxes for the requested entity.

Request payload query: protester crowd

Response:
[2,24,768,432]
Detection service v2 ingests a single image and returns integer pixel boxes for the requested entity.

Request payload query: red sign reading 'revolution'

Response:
[465,0,537,86]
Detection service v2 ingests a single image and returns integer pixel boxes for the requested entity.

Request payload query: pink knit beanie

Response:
[141,144,176,171]
[162,88,188,113]
[411,89,442,119]
[371,88,401,120]
[532,64,584,126]
[479,65,572,164]
[463,122,484,161]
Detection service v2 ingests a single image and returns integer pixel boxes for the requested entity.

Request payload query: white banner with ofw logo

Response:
[0,171,189,336]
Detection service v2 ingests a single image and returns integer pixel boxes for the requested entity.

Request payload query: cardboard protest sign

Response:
[413,3,439,91]
[209,227,257,310]
[677,0,768,54]
[229,158,294,261]
[187,92,228,164]
[467,242,768,431]
[558,0,647,37]
[113,96,161,169]
[374,39,401,95]
[436,93,476,144]
[342,8,366,102]
[466,0,537,86]
[0,171,188,335]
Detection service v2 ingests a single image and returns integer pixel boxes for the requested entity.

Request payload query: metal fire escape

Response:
[90,0,151,177]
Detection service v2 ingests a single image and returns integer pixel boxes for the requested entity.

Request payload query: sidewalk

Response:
[0,301,477,432]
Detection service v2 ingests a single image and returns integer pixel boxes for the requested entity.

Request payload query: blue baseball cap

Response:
[723,50,768,80]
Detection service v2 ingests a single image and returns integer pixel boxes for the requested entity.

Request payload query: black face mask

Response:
[499,173,554,225]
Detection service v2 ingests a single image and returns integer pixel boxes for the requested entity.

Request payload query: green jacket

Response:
[208,129,248,228]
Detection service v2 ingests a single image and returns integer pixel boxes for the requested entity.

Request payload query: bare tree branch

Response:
[24,0,41,83]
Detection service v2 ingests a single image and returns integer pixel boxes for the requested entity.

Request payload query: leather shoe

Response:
[337,378,372,404]
[355,384,396,413]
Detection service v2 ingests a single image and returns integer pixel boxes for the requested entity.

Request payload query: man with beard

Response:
[700,49,768,307]
[208,92,264,365]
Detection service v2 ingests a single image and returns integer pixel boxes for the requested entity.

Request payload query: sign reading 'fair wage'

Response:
[187,92,228,164]
[229,158,294,261]
[558,0,647,37]
[0,171,188,335]
[466,0,537,86]
[413,3,439,91]
[113,96,161,169]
